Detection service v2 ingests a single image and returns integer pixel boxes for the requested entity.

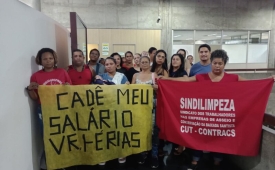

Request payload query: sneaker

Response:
[138,153,147,164]
[151,156,159,169]
[98,162,106,166]
[118,157,126,164]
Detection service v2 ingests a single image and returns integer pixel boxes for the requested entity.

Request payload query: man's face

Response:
[125,53,133,64]
[89,50,99,62]
[199,47,210,62]
[72,51,84,66]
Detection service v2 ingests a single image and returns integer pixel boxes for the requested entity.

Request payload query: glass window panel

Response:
[195,31,221,45]
[173,30,194,45]
[249,31,269,44]
[222,44,247,63]
[247,44,268,63]
[222,31,248,44]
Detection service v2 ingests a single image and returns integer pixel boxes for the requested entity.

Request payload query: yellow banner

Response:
[38,85,153,169]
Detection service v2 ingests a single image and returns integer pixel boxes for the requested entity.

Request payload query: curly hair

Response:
[35,48,58,66]
[210,49,229,65]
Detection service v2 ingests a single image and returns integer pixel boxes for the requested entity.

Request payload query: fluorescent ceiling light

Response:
[174,35,181,37]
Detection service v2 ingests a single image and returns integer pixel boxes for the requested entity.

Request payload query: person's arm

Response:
[131,73,137,84]
[185,61,191,75]
[27,82,39,100]
[63,69,72,84]
[163,70,169,77]
[89,65,96,82]
[159,75,196,82]
[238,75,247,81]
[238,75,275,81]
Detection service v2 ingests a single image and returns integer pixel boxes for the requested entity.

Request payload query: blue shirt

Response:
[99,72,128,84]
[189,62,211,77]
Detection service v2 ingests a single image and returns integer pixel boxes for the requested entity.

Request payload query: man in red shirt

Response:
[67,49,95,85]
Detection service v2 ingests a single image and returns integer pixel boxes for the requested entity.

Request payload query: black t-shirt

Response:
[125,67,139,83]
[117,67,127,74]
[169,70,188,77]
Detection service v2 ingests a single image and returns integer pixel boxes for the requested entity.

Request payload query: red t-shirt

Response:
[67,65,92,85]
[30,68,72,103]
[196,73,239,82]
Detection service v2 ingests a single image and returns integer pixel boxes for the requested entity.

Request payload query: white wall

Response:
[19,0,41,11]
[0,0,70,169]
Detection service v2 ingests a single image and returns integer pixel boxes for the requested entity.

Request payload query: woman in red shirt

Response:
[26,48,71,170]
[157,49,275,169]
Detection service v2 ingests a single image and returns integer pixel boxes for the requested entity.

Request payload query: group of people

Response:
[26,44,275,170]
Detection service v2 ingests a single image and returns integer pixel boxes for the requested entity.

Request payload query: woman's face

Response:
[113,55,121,66]
[105,59,116,73]
[155,52,165,65]
[172,55,182,68]
[134,54,140,65]
[41,52,54,68]
[177,50,185,57]
[140,57,150,70]
[211,58,225,75]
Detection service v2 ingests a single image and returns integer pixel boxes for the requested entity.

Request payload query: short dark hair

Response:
[210,49,229,65]
[105,57,117,65]
[176,49,187,58]
[198,44,211,52]
[110,52,122,68]
[89,48,100,57]
[148,47,157,54]
[125,51,133,57]
[72,49,84,57]
[35,48,58,66]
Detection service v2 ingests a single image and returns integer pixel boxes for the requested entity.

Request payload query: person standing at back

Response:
[187,55,194,66]
[123,51,134,70]
[189,44,212,77]
[87,49,105,75]
[67,49,95,85]
[148,47,157,66]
